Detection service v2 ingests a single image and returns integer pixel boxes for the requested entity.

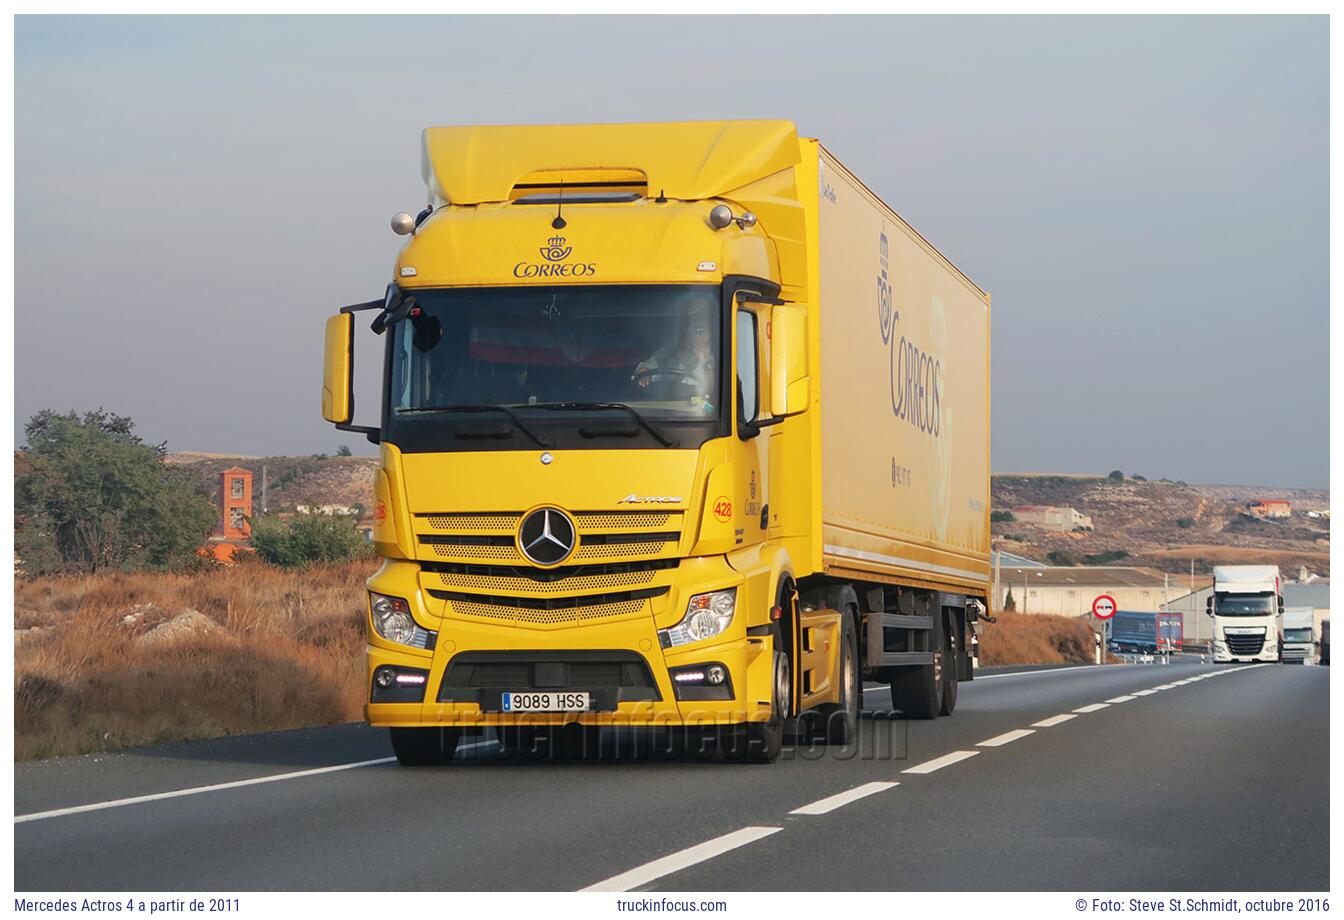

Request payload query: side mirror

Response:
[322,314,353,424]
[1278,597,1285,613]
[770,303,810,417]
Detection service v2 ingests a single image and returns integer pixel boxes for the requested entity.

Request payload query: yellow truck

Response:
[321,120,991,764]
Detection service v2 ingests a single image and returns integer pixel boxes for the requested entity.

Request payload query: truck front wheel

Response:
[817,612,860,744]
[728,635,789,763]
[390,727,460,766]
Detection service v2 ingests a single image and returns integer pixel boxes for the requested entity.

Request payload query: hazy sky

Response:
[15,15,1328,487]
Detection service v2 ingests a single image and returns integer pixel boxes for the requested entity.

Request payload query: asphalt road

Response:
[15,660,1329,891]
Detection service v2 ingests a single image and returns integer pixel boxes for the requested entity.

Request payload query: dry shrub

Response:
[978,610,1102,667]
[14,559,379,760]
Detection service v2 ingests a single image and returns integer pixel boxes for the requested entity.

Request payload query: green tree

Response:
[1003,587,1017,612]
[1108,470,1125,481]
[1176,517,1195,529]
[15,409,216,574]
[990,510,1016,523]
[250,512,373,568]
[1047,550,1077,566]
[336,444,353,457]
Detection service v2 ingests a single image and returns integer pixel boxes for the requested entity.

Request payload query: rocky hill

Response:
[992,474,1329,577]
[166,453,1329,577]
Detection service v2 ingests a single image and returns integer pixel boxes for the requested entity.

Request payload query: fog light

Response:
[706,665,727,685]
[375,667,397,688]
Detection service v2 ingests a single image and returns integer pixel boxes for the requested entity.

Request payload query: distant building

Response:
[219,467,253,539]
[997,565,1204,617]
[295,503,359,516]
[1247,499,1291,519]
[1012,504,1094,532]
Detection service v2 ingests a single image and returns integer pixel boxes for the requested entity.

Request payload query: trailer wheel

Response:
[390,727,461,766]
[890,613,945,720]
[817,611,860,744]
[939,615,959,716]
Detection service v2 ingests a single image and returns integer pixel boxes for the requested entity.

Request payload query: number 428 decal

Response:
[712,496,733,522]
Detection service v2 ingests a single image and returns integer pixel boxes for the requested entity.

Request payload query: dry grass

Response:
[978,610,1101,667]
[14,558,378,761]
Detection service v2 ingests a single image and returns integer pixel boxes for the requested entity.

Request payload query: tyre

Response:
[939,615,959,716]
[890,611,945,720]
[817,612,860,745]
[727,631,790,763]
[390,727,461,766]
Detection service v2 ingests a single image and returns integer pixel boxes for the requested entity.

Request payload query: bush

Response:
[250,514,373,568]
[336,445,353,457]
[1082,549,1130,565]
[1176,517,1195,529]
[1108,470,1125,481]
[1131,474,1146,481]
[1047,550,1077,566]
[990,510,1016,523]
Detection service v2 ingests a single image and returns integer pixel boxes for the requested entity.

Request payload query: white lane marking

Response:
[1073,703,1110,714]
[902,750,980,774]
[1032,713,1077,728]
[789,781,899,815]
[580,826,782,891]
[1152,684,1176,690]
[1106,695,1137,703]
[16,739,499,824]
[1133,689,1158,696]
[972,665,1112,681]
[977,729,1035,748]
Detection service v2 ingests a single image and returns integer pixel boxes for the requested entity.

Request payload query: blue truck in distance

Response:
[1108,610,1184,655]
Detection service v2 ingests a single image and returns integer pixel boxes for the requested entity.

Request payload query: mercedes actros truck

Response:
[321,121,991,764]
[1207,565,1283,664]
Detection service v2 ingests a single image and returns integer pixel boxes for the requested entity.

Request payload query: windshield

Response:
[1214,592,1276,616]
[384,284,727,451]
[1284,628,1313,642]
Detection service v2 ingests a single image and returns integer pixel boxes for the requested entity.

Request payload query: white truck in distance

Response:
[1207,565,1283,664]
[1280,607,1316,664]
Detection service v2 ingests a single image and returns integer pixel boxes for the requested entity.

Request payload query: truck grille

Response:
[413,510,683,566]
[1225,634,1266,656]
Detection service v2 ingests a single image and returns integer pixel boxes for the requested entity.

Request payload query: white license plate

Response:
[501,691,590,712]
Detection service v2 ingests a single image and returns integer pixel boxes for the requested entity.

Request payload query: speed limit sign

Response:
[1092,595,1117,619]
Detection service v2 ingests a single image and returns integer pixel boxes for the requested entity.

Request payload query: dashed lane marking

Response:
[789,781,899,816]
[1031,714,1078,728]
[977,729,1035,748]
[580,826,783,891]
[902,750,980,774]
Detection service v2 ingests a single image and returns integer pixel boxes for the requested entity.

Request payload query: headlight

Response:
[370,592,419,646]
[662,589,737,647]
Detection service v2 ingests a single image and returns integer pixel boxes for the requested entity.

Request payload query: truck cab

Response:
[1280,607,1316,664]
[1207,565,1283,664]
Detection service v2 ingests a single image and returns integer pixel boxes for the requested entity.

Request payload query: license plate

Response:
[501,691,590,712]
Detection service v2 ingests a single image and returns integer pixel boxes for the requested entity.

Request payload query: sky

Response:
[14,15,1329,488]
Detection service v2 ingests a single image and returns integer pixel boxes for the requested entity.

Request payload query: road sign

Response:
[1092,594,1117,619]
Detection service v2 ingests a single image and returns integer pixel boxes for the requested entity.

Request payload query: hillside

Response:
[992,474,1329,576]
[166,453,380,525]
[165,453,1329,577]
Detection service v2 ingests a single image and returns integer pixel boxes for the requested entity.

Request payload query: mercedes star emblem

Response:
[517,507,576,566]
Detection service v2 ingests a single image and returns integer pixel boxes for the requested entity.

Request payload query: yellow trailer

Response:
[321,120,990,764]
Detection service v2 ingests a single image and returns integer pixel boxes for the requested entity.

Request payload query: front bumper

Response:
[363,558,774,728]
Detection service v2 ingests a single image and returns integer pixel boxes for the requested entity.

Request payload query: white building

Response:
[1011,504,1094,532]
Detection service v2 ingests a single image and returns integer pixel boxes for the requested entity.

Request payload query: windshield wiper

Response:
[521,402,680,448]
[396,404,552,448]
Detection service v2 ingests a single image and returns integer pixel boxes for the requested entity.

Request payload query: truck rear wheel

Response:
[939,616,959,716]
[890,613,945,720]
[390,727,461,766]
[817,612,860,744]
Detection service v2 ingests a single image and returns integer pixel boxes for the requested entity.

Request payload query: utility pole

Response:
[262,464,268,514]
[994,550,1002,614]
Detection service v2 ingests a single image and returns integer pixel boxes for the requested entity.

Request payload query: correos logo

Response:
[514,235,598,278]
[878,228,943,439]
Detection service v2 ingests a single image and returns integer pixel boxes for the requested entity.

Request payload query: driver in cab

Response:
[631,319,715,399]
